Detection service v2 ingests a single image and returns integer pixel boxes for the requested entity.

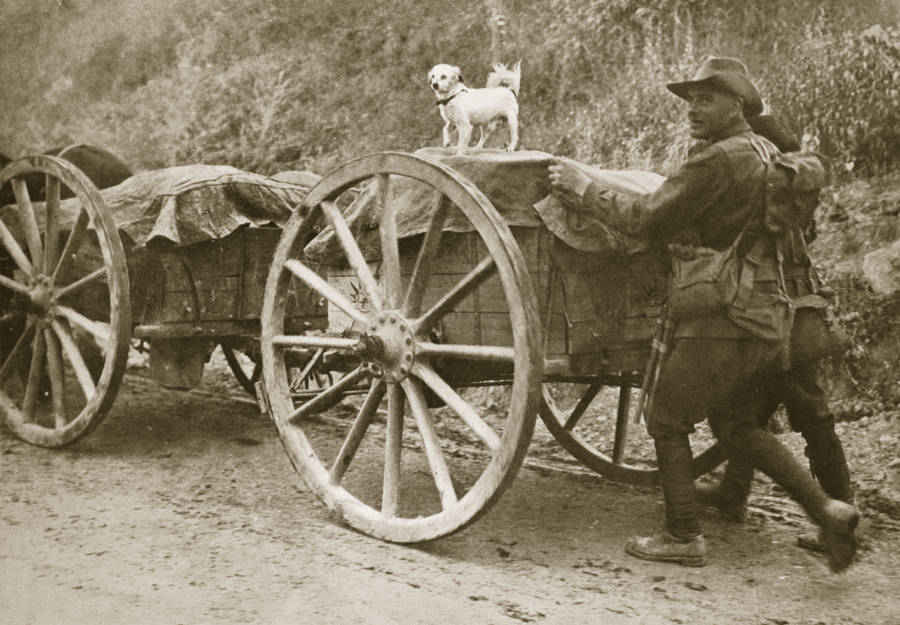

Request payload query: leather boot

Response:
[625,433,706,566]
[695,457,753,522]
[731,428,860,572]
[797,428,855,553]
[805,428,854,503]
[624,531,707,567]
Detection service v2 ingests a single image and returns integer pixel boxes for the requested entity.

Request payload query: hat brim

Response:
[667,74,763,117]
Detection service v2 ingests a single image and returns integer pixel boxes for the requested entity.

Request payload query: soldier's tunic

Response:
[579,118,791,445]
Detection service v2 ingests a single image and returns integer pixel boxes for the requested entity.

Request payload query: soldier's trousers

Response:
[714,360,854,505]
[646,336,833,539]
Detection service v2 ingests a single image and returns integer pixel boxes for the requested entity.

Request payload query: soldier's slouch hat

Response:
[667,56,764,117]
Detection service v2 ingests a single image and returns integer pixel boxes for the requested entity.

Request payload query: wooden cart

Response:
[0,155,323,447]
[1,151,723,543]
[255,150,725,543]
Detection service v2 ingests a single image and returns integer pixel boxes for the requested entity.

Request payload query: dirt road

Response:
[2,359,899,625]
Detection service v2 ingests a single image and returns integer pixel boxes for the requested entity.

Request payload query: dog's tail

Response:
[485,60,521,97]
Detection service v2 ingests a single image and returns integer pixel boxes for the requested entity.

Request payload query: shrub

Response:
[0,0,897,178]
[775,18,900,178]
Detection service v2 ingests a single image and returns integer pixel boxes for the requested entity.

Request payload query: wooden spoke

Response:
[286,366,367,424]
[329,379,386,485]
[381,382,404,517]
[375,174,402,309]
[414,256,495,334]
[52,209,88,284]
[290,348,324,390]
[284,259,369,326]
[402,192,450,317]
[412,362,500,451]
[43,176,61,274]
[612,384,632,465]
[11,179,43,267]
[272,332,361,350]
[220,343,261,398]
[404,377,457,509]
[53,266,107,300]
[0,218,34,275]
[416,341,514,362]
[320,200,384,311]
[21,330,45,421]
[563,381,602,431]
[50,318,96,400]
[0,319,34,382]
[54,305,110,349]
[0,273,30,295]
[43,327,67,428]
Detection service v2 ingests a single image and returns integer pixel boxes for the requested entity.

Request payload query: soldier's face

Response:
[685,88,743,140]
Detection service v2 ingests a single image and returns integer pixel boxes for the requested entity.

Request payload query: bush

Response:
[0,0,897,177]
[775,19,900,177]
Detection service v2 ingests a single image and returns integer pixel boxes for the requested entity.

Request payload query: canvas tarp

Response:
[1,165,315,250]
[304,147,664,261]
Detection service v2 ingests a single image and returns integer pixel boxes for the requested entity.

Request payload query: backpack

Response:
[763,151,828,237]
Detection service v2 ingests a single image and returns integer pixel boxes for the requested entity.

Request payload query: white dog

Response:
[428,62,521,155]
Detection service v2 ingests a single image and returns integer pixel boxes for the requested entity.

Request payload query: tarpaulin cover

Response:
[1,165,315,249]
[304,147,664,261]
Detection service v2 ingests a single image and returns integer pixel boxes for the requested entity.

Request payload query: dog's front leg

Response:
[505,111,519,152]
[456,121,473,155]
[442,121,452,148]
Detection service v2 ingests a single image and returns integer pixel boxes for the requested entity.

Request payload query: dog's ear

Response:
[512,60,522,74]
[451,65,462,82]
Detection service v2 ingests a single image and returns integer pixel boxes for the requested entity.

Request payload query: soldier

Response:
[695,113,855,555]
[547,56,860,571]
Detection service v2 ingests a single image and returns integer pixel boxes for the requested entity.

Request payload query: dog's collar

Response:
[436,88,467,106]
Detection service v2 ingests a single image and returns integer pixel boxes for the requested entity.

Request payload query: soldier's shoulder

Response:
[684,140,731,166]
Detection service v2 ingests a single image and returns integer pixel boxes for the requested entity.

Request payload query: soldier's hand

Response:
[548,161,592,198]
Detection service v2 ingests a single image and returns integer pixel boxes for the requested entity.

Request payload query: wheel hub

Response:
[361,311,415,383]
[27,275,54,315]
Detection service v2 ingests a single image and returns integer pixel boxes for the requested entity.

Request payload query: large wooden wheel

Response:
[260,152,543,542]
[539,376,724,486]
[0,155,131,447]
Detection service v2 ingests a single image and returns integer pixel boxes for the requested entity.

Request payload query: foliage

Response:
[1,0,897,177]
[811,171,900,409]
[776,18,900,178]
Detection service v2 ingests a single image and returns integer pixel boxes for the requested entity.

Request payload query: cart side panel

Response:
[132,226,327,388]
[551,237,668,375]
[132,227,327,329]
